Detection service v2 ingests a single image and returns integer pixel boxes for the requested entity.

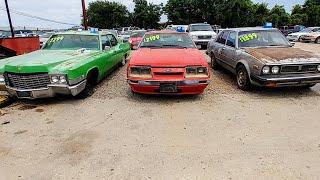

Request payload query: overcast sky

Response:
[0,0,304,29]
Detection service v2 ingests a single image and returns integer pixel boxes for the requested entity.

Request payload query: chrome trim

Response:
[4,80,86,99]
[263,74,320,81]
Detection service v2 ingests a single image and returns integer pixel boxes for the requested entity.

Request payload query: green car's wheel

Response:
[76,69,98,99]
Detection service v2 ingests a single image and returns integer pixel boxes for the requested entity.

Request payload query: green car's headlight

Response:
[50,75,67,84]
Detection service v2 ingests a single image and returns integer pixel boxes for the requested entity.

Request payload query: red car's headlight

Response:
[129,66,152,78]
[185,66,209,78]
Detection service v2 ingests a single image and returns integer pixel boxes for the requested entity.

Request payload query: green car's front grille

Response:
[5,72,51,90]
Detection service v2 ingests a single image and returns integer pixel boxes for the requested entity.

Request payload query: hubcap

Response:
[122,57,126,65]
[237,71,246,86]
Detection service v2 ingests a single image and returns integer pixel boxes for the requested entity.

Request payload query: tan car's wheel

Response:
[236,65,251,90]
[210,54,219,70]
[315,37,320,44]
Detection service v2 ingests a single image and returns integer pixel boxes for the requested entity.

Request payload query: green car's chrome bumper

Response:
[1,80,86,99]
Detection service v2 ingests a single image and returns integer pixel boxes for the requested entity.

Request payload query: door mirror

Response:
[104,46,111,51]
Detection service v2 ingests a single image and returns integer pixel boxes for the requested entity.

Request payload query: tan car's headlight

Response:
[271,66,280,74]
[185,66,208,78]
[129,67,152,78]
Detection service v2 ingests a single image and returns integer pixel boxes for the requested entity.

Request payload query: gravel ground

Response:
[0,42,320,180]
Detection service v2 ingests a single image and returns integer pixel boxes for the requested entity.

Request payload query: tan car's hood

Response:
[244,47,320,64]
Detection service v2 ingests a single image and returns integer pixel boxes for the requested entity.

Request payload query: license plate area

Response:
[160,83,177,93]
[17,91,32,98]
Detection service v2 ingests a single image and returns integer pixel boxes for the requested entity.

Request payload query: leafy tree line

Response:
[86,0,162,29]
[164,0,320,28]
[85,0,320,29]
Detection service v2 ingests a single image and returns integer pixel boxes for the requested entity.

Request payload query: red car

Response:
[129,30,146,50]
[127,31,210,95]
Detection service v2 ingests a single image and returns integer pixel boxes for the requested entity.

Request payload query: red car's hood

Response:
[130,37,143,42]
[130,48,208,67]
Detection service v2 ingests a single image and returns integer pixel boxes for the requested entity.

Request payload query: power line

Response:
[0,6,79,26]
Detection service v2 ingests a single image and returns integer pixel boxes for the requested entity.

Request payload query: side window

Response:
[226,31,236,48]
[107,34,118,47]
[101,35,111,49]
[217,31,228,45]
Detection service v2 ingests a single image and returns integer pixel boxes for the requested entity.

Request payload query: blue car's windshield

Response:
[43,34,100,50]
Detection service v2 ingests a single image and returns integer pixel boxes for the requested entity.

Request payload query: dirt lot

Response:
[1,43,320,180]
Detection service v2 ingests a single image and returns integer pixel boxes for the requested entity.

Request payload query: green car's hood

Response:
[0,50,100,73]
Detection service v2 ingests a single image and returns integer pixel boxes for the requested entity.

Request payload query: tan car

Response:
[300,31,320,43]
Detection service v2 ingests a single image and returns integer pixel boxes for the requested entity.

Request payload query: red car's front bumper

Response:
[128,79,210,95]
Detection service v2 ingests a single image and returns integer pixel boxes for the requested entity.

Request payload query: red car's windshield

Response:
[140,33,195,49]
[131,31,146,38]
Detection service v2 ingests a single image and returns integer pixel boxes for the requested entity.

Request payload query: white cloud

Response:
[0,0,302,29]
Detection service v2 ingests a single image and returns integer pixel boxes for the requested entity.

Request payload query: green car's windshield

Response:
[140,33,195,48]
[43,34,100,50]
[238,30,290,48]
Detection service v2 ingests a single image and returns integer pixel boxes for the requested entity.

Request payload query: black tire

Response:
[210,54,219,70]
[76,70,98,99]
[236,65,251,91]
[315,37,320,44]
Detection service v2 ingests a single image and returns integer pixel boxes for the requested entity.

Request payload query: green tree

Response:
[86,1,130,29]
[133,0,163,29]
[267,5,291,27]
[303,0,320,26]
[291,5,307,25]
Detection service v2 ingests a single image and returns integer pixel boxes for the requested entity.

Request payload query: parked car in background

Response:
[287,27,320,42]
[300,31,320,43]
[279,25,306,36]
[187,23,217,49]
[39,32,55,47]
[166,25,188,32]
[13,30,35,37]
[119,30,132,42]
[129,30,147,50]
[207,27,320,90]
[127,31,210,95]
[0,31,130,99]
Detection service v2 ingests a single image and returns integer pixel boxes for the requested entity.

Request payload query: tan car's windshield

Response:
[238,30,290,48]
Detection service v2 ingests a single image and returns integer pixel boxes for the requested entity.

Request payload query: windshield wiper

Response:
[140,45,162,48]
[161,44,186,49]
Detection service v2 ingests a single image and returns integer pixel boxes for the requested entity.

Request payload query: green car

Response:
[0,31,130,99]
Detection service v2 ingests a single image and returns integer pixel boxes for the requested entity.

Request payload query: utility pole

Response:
[4,0,15,37]
[81,0,88,30]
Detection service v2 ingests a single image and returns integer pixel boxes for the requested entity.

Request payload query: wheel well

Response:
[236,62,245,70]
[86,68,99,85]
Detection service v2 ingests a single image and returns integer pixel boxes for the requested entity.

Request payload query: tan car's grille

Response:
[281,65,318,74]
[5,72,50,90]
